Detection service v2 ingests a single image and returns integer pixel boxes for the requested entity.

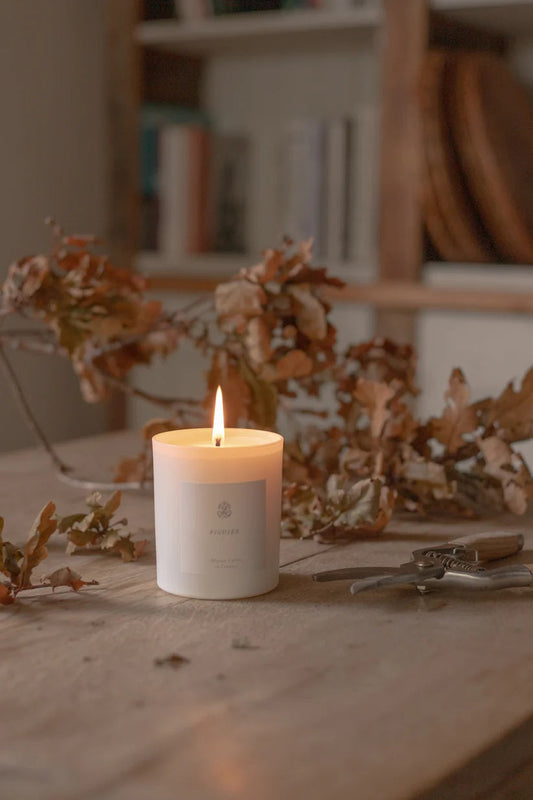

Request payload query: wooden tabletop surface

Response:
[1,431,533,800]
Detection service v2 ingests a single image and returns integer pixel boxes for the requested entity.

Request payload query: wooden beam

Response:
[376,0,430,341]
[146,274,533,314]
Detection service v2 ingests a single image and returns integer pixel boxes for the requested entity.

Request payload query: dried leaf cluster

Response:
[2,226,533,539]
[0,492,145,605]
[58,490,148,561]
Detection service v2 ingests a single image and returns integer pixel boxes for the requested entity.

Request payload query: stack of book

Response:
[140,104,250,259]
[280,114,375,263]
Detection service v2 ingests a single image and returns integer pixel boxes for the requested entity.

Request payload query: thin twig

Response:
[91,366,207,423]
[0,344,70,473]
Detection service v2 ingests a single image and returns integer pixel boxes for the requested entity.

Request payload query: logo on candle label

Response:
[217,501,232,519]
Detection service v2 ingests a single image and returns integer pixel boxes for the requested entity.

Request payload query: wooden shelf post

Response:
[376,0,429,343]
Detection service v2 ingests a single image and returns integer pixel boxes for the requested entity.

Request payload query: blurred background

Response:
[1,0,533,461]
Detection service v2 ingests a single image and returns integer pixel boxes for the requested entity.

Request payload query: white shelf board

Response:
[424,260,533,290]
[135,7,381,56]
[432,0,533,37]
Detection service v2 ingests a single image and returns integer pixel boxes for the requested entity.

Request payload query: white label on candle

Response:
[179,480,266,575]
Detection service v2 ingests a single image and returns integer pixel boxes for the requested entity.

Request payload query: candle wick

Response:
[215,437,221,447]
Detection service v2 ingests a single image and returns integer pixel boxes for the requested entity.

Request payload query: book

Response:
[280,118,324,256]
[158,124,211,261]
[139,104,209,252]
[209,133,250,253]
[174,0,212,20]
[323,117,351,263]
[346,106,378,263]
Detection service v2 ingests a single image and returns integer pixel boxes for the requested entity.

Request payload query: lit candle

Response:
[152,388,284,599]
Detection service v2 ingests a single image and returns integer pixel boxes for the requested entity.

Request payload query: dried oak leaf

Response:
[429,368,478,454]
[18,502,57,589]
[288,284,328,340]
[0,516,23,584]
[215,280,266,324]
[0,583,14,606]
[474,367,533,444]
[478,436,531,515]
[344,338,418,395]
[244,316,272,368]
[42,566,98,592]
[281,483,324,539]
[262,350,314,383]
[353,378,396,439]
[323,475,383,533]
[58,491,147,562]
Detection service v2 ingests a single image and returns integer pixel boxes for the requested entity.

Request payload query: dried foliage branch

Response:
[57,490,148,562]
[2,225,533,540]
[0,503,97,605]
[0,492,145,605]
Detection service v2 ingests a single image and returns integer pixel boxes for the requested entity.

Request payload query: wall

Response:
[0,0,108,452]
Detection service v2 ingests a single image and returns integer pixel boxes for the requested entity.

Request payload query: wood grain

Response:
[377,0,429,343]
[420,50,496,263]
[450,51,533,264]
[147,273,533,314]
[2,432,533,799]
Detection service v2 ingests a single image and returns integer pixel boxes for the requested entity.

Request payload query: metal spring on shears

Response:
[423,551,484,573]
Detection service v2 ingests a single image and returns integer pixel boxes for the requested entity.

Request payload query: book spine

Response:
[347,107,377,263]
[323,117,350,263]
[281,118,324,257]
[157,125,188,262]
[186,127,211,253]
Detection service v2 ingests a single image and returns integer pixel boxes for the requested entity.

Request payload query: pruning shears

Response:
[312,532,533,594]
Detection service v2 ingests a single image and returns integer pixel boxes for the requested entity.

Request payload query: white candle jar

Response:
[153,428,284,599]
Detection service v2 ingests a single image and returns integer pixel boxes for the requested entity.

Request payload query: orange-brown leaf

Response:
[18,502,57,588]
[0,583,14,605]
[42,566,93,592]
[353,379,396,439]
[430,369,478,454]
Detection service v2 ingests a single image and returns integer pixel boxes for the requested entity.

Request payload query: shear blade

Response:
[312,567,398,582]
[349,563,445,594]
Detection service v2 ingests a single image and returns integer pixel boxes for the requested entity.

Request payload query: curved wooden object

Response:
[449,52,533,264]
[420,50,496,263]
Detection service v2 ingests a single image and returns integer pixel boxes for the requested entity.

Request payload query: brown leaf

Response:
[18,502,57,589]
[478,436,531,515]
[42,566,97,592]
[430,369,478,454]
[475,367,533,444]
[244,317,272,368]
[288,285,327,340]
[103,490,122,517]
[264,350,314,382]
[0,583,14,606]
[353,379,396,439]
[215,280,266,321]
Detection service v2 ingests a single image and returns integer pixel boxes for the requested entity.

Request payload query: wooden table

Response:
[2,431,533,800]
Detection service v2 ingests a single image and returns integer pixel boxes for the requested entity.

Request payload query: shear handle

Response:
[446,532,524,562]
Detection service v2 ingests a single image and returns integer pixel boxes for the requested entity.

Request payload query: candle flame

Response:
[212,386,225,446]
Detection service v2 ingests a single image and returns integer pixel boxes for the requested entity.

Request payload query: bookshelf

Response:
[108,0,533,326]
